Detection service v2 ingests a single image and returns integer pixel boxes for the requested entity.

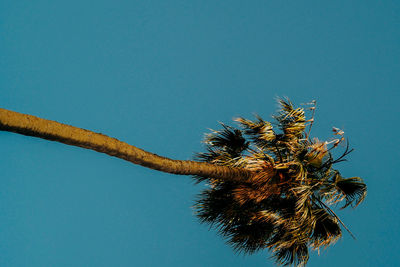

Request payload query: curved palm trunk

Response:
[0,108,252,182]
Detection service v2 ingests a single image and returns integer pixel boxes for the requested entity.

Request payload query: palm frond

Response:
[335,176,367,209]
[194,147,221,163]
[235,115,276,147]
[330,140,354,164]
[305,139,329,167]
[272,241,309,266]
[204,123,249,158]
[275,98,307,139]
[194,183,237,224]
[310,208,342,249]
[314,197,356,239]
[292,185,313,224]
[226,220,274,254]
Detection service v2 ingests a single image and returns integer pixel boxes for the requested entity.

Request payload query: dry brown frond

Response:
[306,139,328,167]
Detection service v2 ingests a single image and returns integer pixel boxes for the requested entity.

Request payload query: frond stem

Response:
[314,197,356,240]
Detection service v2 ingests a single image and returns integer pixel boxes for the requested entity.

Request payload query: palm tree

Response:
[0,98,366,266]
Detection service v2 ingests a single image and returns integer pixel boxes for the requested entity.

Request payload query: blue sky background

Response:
[0,1,399,266]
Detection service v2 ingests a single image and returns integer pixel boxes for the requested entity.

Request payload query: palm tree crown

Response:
[194,98,366,266]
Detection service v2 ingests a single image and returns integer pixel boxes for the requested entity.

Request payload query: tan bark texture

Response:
[0,108,252,182]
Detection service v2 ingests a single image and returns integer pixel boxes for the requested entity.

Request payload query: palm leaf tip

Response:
[235,115,276,144]
[310,209,342,249]
[273,243,309,267]
[227,220,274,254]
[275,97,306,136]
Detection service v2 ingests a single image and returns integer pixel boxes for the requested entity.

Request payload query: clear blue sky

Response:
[0,1,399,266]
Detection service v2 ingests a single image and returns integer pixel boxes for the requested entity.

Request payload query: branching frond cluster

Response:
[194,98,366,266]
